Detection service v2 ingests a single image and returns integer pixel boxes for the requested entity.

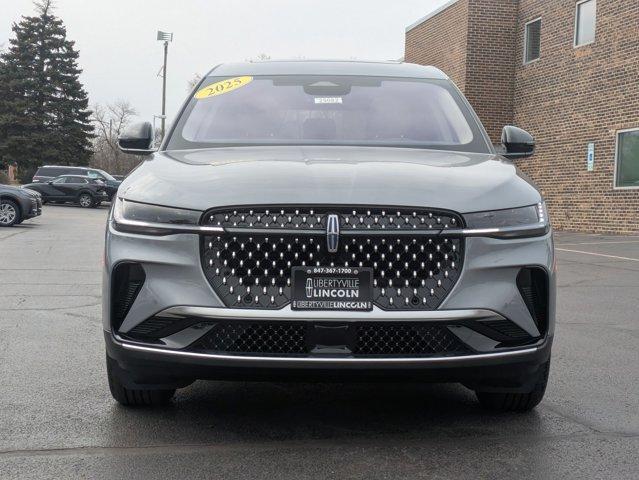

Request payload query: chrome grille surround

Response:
[201,206,465,310]
[203,206,461,231]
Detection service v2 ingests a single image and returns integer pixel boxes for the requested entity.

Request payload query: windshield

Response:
[88,169,116,181]
[166,75,490,153]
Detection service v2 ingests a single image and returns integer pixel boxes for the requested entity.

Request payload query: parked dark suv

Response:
[32,165,121,200]
[24,175,109,208]
[105,61,554,412]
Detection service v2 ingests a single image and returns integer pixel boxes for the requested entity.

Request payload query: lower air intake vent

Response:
[111,263,145,330]
[354,323,470,356]
[481,319,532,341]
[127,317,176,338]
[191,322,307,355]
[517,267,548,335]
[188,321,472,357]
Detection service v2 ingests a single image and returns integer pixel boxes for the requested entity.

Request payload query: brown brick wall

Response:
[405,0,639,234]
[405,0,518,143]
[465,0,519,143]
[513,0,639,233]
[405,0,469,90]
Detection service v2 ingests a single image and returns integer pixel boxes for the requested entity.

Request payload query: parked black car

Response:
[0,183,42,227]
[23,175,109,208]
[32,165,121,200]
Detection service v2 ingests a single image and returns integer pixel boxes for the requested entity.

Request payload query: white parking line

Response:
[556,240,639,246]
[556,248,639,262]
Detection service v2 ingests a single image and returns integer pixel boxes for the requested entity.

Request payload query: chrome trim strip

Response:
[113,217,224,234]
[194,224,546,238]
[114,223,546,238]
[224,227,324,236]
[224,227,447,236]
[341,229,445,237]
[446,224,549,239]
[115,337,539,365]
[112,200,546,238]
[156,305,504,322]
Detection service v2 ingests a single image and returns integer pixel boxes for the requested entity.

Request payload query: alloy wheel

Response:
[79,194,93,208]
[0,202,17,225]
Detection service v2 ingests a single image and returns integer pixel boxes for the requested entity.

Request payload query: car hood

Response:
[1,184,40,197]
[119,146,541,213]
[21,183,42,192]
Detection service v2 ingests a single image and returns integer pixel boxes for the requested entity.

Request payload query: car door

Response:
[37,177,68,200]
[58,176,88,200]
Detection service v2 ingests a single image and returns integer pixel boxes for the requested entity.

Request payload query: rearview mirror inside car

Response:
[118,122,156,155]
[501,125,535,160]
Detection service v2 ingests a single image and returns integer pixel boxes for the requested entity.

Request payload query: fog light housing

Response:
[111,262,145,331]
[517,267,548,335]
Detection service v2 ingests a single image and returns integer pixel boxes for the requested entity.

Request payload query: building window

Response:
[615,129,639,188]
[575,0,597,47]
[524,18,542,64]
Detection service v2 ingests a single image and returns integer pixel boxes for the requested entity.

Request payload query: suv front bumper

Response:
[103,223,555,388]
[105,327,552,391]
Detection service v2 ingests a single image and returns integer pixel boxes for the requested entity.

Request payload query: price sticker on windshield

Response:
[195,76,253,99]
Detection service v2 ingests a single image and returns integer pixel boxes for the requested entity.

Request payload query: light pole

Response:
[153,115,167,143]
[156,31,173,139]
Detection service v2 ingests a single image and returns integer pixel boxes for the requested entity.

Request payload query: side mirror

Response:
[118,122,156,155]
[46,180,53,185]
[501,126,535,159]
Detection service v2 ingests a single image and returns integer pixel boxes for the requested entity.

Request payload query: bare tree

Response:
[91,101,141,175]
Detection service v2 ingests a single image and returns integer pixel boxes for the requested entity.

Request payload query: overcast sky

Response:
[1,0,449,124]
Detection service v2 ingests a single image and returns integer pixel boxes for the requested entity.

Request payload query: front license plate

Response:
[291,266,373,311]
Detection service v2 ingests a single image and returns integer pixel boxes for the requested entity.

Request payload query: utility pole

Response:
[157,31,173,140]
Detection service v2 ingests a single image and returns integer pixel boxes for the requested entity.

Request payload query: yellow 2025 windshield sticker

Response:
[195,76,253,99]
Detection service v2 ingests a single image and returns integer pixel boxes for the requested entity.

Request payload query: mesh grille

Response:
[354,323,470,355]
[190,322,307,355]
[202,233,462,310]
[188,321,471,357]
[202,206,461,231]
[201,207,464,310]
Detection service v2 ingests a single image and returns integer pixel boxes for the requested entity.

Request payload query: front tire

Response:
[78,193,94,208]
[476,360,550,412]
[107,357,175,407]
[0,199,20,227]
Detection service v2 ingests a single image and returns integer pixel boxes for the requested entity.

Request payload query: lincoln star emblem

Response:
[326,214,340,253]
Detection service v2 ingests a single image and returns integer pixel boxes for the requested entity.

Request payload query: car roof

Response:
[57,174,92,178]
[40,165,88,170]
[206,60,448,80]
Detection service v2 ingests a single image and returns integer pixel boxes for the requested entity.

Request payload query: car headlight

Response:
[463,202,549,238]
[112,197,205,235]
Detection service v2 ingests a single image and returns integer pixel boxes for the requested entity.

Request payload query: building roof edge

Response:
[405,0,462,32]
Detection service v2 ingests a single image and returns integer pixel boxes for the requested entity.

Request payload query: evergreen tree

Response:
[0,0,92,180]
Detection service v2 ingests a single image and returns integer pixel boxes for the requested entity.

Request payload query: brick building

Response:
[405,0,639,233]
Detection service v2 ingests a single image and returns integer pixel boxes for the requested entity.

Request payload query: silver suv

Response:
[104,61,554,411]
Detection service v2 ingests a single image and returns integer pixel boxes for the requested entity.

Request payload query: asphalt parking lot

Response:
[0,205,637,479]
